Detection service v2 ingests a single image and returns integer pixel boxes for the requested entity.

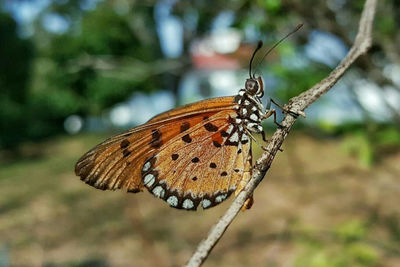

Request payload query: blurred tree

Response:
[36,1,165,115]
[0,11,34,149]
[1,0,399,158]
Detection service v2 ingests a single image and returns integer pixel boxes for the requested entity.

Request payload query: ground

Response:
[0,133,399,267]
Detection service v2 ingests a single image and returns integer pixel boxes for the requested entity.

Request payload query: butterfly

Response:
[75,38,291,211]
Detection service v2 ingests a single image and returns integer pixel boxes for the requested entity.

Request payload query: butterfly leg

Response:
[246,119,284,153]
[263,108,284,128]
[270,98,306,118]
[261,129,267,142]
[260,107,283,128]
[244,128,270,152]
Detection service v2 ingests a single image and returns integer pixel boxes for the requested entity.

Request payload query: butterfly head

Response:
[246,24,303,99]
[245,76,264,98]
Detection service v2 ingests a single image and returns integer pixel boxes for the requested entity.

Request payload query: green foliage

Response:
[340,125,400,168]
[376,15,395,36]
[257,0,282,13]
[335,220,367,242]
[341,131,374,168]
[45,2,163,115]
[375,127,400,147]
[0,11,34,149]
[295,220,379,267]
[0,2,164,149]
[347,243,379,265]
[296,243,379,267]
[270,63,329,101]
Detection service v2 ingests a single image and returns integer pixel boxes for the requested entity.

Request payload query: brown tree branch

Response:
[184,0,377,266]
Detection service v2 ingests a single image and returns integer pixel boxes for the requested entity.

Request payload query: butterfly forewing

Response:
[75,96,253,209]
[75,129,156,192]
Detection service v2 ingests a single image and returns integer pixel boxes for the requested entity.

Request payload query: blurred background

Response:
[0,0,399,266]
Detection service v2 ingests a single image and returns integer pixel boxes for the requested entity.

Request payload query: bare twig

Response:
[184,0,377,266]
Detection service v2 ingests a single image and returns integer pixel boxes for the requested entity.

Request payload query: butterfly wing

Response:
[141,110,253,210]
[75,96,252,209]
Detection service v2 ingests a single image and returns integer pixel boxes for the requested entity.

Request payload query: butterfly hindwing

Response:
[140,111,252,210]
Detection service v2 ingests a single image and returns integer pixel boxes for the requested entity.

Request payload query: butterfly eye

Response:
[245,79,259,95]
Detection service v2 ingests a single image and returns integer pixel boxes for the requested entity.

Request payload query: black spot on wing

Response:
[221,130,229,137]
[225,140,239,146]
[180,122,190,132]
[150,129,162,148]
[122,149,131,157]
[120,139,130,148]
[213,140,221,148]
[182,134,192,143]
[204,123,218,132]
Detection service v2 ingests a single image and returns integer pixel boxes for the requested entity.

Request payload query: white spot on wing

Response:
[235,118,242,124]
[251,106,257,111]
[244,100,251,105]
[229,131,239,142]
[143,174,155,187]
[226,125,234,134]
[167,195,178,207]
[182,199,194,209]
[215,194,228,203]
[152,186,165,198]
[202,199,211,209]
[142,161,151,172]
[241,109,248,116]
[241,133,248,141]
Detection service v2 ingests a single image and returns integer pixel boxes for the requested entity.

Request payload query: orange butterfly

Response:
[75,41,283,211]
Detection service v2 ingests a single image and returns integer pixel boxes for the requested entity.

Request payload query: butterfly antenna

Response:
[249,40,263,78]
[252,23,303,77]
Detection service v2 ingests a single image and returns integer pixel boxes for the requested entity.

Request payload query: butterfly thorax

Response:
[232,78,265,136]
